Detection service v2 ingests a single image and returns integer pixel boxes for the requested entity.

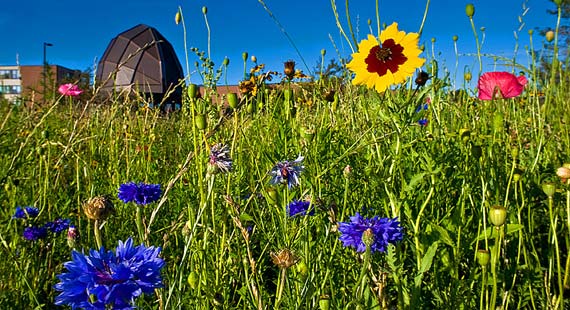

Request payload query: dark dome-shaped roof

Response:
[95,24,184,98]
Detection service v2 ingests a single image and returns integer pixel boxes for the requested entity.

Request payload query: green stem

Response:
[548,196,563,308]
[94,219,103,249]
[275,267,287,308]
[136,205,145,243]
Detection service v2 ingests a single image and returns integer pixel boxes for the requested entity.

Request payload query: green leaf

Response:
[419,241,439,274]
[404,172,427,192]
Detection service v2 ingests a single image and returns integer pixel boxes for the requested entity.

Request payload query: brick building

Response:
[0,64,85,104]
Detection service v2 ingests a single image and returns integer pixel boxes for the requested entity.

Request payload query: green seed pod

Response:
[187,83,198,99]
[242,52,248,62]
[452,35,458,42]
[321,49,326,56]
[554,0,563,6]
[489,205,507,227]
[195,114,207,130]
[465,3,475,18]
[431,37,436,43]
[459,128,471,142]
[296,261,308,278]
[227,93,238,109]
[464,71,472,82]
[202,6,208,15]
[542,182,556,198]
[265,187,279,205]
[528,29,533,36]
[319,295,330,310]
[476,249,490,266]
[222,57,230,66]
[187,271,199,289]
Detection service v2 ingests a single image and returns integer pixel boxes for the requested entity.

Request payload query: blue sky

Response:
[0,0,559,88]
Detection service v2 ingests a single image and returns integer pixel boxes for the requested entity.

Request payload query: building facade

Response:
[0,65,84,104]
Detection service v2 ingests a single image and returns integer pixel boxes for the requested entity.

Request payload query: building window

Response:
[0,69,19,79]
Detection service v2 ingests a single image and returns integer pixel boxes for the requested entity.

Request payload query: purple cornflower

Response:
[338,212,403,253]
[44,218,71,234]
[269,155,304,188]
[208,143,232,174]
[287,200,314,217]
[118,182,162,205]
[54,238,165,310]
[23,226,48,241]
[13,206,39,219]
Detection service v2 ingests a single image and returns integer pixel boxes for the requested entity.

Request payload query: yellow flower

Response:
[347,22,425,93]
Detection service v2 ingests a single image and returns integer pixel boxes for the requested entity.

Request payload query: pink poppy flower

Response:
[477,72,527,100]
[58,83,83,97]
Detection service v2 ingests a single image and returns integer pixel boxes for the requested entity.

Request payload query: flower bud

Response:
[362,228,375,248]
[415,71,429,86]
[83,196,114,220]
[459,128,471,142]
[546,30,555,42]
[296,261,308,278]
[250,55,257,63]
[227,93,238,109]
[489,205,507,227]
[528,29,534,36]
[175,11,182,25]
[465,3,475,18]
[195,114,207,130]
[265,188,279,205]
[271,249,299,269]
[452,35,458,42]
[343,165,352,179]
[542,182,556,198]
[223,57,230,66]
[431,37,436,43]
[476,249,490,266]
[67,225,79,249]
[554,0,563,6]
[464,71,472,82]
[242,52,248,62]
[321,49,326,56]
[367,19,372,26]
[201,6,208,15]
[187,271,199,289]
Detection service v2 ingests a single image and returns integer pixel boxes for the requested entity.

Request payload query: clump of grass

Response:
[0,1,569,309]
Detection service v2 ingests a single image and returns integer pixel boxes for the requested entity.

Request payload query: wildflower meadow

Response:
[1,1,570,309]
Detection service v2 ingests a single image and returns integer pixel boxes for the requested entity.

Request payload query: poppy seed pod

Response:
[546,31,555,42]
[223,57,230,66]
[242,52,248,62]
[465,4,475,18]
[227,93,238,109]
[201,6,207,14]
[452,35,458,42]
[476,249,490,266]
[319,295,330,310]
[187,83,198,99]
[83,196,114,220]
[542,182,556,198]
[464,71,472,82]
[321,49,326,56]
[489,205,507,227]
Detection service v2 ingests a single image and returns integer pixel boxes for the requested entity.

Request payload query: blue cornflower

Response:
[418,119,428,126]
[44,218,71,234]
[269,155,304,188]
[118,182,162,205]
[13,206,39,219]
[338,212,403,253]
[287,200,314,217]
[208,143,232,174]
[23,226,48,241]
[415,103,429,113]
[54,238,165,310]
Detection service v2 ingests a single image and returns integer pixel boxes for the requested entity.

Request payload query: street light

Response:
[43,42,53,103]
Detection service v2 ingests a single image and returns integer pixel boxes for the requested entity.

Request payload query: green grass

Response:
[1,2,570,309]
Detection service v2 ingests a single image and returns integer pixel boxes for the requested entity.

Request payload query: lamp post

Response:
[43,42,53,103]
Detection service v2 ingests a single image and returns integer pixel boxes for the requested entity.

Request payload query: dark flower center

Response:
[365,39,407,76]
